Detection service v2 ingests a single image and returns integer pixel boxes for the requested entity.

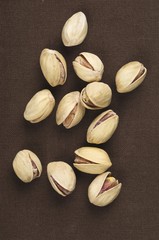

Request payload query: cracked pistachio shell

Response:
[56,91,85,129]
[88,172,122,207]
[74,147,112,174]
[47,162,76,197]
[62,12,88,47]
[80,82,112,110]
[40,49,67,87]
[24,89,55,123]
[115,61,147,93]
[73,52,104,82]
[13,150,42,183]
[87,110,119,144]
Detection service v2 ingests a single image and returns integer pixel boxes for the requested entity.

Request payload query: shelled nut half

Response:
[13,150,42,183]
[88,172,122,207]
[47,161,76,197]
[24,89,55,123]
[87,110,119,144]
[62,11,88,47]
[80,82,112,110]
[56,91,85,129]
[40,49,67,87]
[115,61,147,93]
[73,52,104,82]
[74,147,112,174]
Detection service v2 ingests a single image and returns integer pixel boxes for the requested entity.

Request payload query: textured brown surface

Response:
[0,0,159,239]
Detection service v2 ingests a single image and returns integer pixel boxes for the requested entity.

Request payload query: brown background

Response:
[0,0,159,239]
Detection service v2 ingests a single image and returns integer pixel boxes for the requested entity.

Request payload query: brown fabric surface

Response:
[0,0,159,239]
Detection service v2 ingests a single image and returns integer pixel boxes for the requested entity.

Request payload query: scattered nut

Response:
[62,11,88,47]
[24,89,55,123]
[80,82,112,110]
[73,52,104,82]
[88,171,122,207]
[115,61,147,93]
[74,146,112,174]
[47,161,76,197]
[56,91,85,129]
[87,110,119,144]
[40,49,67,87]
[13,150,42,183]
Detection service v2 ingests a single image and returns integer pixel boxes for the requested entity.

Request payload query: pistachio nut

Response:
[87,110,119,144]
[88,172,122,207]
[13,150,42,183]
[74,147,112,174]
[24,89,55,123]
[80,82,112,110]
[62,11,88,47]
[40,48,67,87]
[56,91,85,129]
[73,52,104,82]
[115,61,147,93]
[47,161,76,197]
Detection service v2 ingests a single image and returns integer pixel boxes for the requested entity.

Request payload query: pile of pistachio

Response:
[12,12,147,207]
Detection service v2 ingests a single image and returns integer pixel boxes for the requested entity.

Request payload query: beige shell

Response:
[24,89,55,123]
[87,110,119,144]
[62,11,88,47]
[13,150,42,183]
[73,52,104,82]
[80,82,112,110]
[47,161,76,197]
[40,49,67,87]
[56,91,85,129]
[74,146,112,174]
[88,171,122,207]
[115,61,147,93]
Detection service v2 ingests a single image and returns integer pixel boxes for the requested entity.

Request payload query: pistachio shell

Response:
[62,12,88,47]
[40,49,67,87]
[56,91,85,129]
[115,61,147,93]
[73,52,104,82]
[80,82,112,110]
[88,172,122,207]
[47,161,76,197]
[13,150,42,183]
[87,110,119,144]
[74,146,112,174]
[24,89,55,123]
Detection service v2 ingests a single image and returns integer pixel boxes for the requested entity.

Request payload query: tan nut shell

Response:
[73,52,104,82]
[88,172,122,207]
[13,150,42,183]
[47,161,76,197]
[24,89,55,123]
[40,49,67,87]
[62,12,88,47]
[74,147,112,174]
[56,91,85,129]
[115,61,147,93]
[87,110,119,144]
[80,82,112,110]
